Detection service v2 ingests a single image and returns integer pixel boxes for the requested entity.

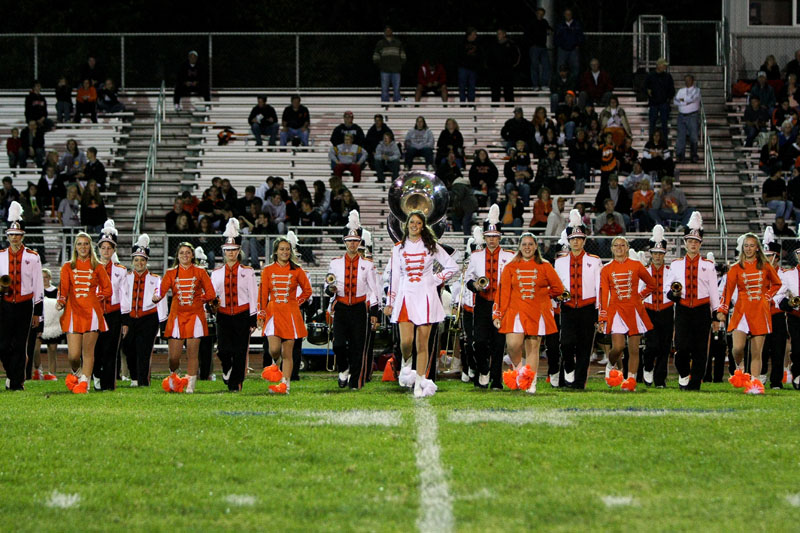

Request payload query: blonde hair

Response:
[271,237,301,269]
[737,233,768,270]
[69,232,99,270]
[511,232,543,264]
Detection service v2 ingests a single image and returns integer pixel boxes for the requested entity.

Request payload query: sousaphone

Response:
[386,170,450,241]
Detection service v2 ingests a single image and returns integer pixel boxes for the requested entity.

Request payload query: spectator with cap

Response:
[487,28,520,102]
[280,95,310,146]
[415,59,448,102]
[553,8,584,79]
[578,58,614,109]
[525,6,552,90]
[173,50,209,111]
[644,58,675,141]
[549,64,578,114]
[329,133,367,183]
[743,95,771,147]
[373,25,406,102]
[750,70,777,112]
[330,110,365,147]
[248,95,279,146]
[457,27,483,102]
[673,74,702,163]
[500,107,534,152]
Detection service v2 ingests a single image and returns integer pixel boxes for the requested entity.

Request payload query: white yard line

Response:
[45,490,80,509]
[786,493,800,507]
[602,495,637,507]
[414,401,454,533]
[449,409,573,426]
[225,494,256,506]
[298,409,401,427]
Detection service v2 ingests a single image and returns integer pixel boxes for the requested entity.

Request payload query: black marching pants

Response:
[644,307,674,387]
[545,313,565,382]
[763,312,787,388]
[0,300,33,390]
[704,330,728,383]
[460,311,475,378]
[216,311,251,391]
[786,315,800,385]
[473,297,505,386]
[559,304,597,388]
[122,313,160,386]
[333,302,370,389]
[674,303,711,390]
[95,310,122,390]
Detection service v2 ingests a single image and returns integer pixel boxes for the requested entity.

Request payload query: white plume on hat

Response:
[486,203,500,225]
[194,246,207,263]
[558,229,568,247]
[135,234,150,249]
[347,210,361,231]
[7,201,23,222]
[687,211,703,231]
[628,248,639,261]
[286,230,298,251]
[568,209,582,228]
[465,237,475,261]
[638,251,647,264]
[363,228,372,248]
[736,234,746,253]
[707,252,715,263]
[223,218,240,238]
[100,219,118,238]
[472,225,484,247]
[111,252,119,264]
[763,226,775,248]
[651,224,665,243]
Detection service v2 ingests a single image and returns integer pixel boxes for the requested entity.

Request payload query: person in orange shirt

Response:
[598,237,657,392]
[74,78,97,123]
[530,187,552,228]
[153,242,216,394]
[631,178,655,231]
[57,232,112,394]
[494,233,564,394]
[599,132,618,186]
[717,232,782,395]
[258,237,313,395]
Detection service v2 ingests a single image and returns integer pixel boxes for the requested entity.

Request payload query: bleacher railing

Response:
[132,81,165,237]
[700,95,728,259]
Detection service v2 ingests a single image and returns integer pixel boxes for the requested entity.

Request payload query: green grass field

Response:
[1,374,799,532]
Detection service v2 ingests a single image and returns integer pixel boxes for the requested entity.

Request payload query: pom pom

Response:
[101,219,118,237]
[347,210,361,231]
[502,369,519,390]
[568,209,582,228]
[471,225,484,247]
[135,234,150,249]
[223,218,240,238]
[605,369,624,388]
[363,228,372,247]
[651,224,664,243]
[487,204,500,225]
[286,230,298,250]
[763,226,775,247]
[744,379,765,395]
[728,369,750,389]
[517,365,535,391]
[687,211,703,231]
[707,252,715,263]
[7,201,23,223]
[261,364,283,382]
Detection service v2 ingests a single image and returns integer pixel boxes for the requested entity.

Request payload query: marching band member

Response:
[495,233,564,394]
[38,268,61,381]
[0,202,44,391]
[258,237,313,395]
[762,228,786,389]
[717,233,781,395]
[153,243,216,394]
[703,253,729,383]
[464,205,514,389]
[775,246,800,390]
[120,234,167,387]
[327,212,382,390]
[385,210,458,398]
[211,219,258,392]
[93,220,127,391]
[454,230,481,383]
[599,238,656,392]
[665,212,720,391]
[554,209,603,389]
[57,232,112,394]
[359,229,382,382]
[545,230,568,387]
[640,225,674,388]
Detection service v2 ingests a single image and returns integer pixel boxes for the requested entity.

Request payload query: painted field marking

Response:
[219,409,401,426]
[414,401,454,533]
[787,493,800,507]
[225,494,256,506]
[602,495,637,507]
[45,490,80,509]
[449,407,736,426]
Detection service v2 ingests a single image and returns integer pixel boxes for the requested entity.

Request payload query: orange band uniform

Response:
[160,264,216,338]
[58,259,112,333]
[258,262,313,339]
[494,259,564,335]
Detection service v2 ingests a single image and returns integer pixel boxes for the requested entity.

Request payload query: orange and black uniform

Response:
[642,264,674,387]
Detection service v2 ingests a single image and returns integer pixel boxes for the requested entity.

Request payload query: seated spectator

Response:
[499,187,524,227]
[787,167,800,221]
[297,198,322,266]
[567,128,593,194]
[197,186,231,229]
[165,197,189,232]
[364,114,393,163]
[530,187,552,228]
[286,185,302,226]
[264,191,288,233]
[330,110,365,147]
[375,131,401,183]
[750,71,776,112]
[585,117,602,147]
[500,107,534,152]
[20,182,42,227]
[531,106,556,141]
[55,77,73,123]
[329,133,367,183]
[578,58,614,109]
[84,147,107,191]
[6,127,21,168]
[173,50,209,110]
[778,120,797,148]
[195,216,221,269]
[280,95,311,146]
[623,161,648,193]
[97,79,125,114]
[534,146,568,194]
[37,164,66,212]
[181,189,200,217]
[555,90,581,140]
[744,95,771,147]
[641,130,675,178]
[436,118,465,166]
[760,55,782,81]
[772,99,795,131]
[74,79,97,123]
[404,116,435,170]
[468,149,499,206]
[597,132,618,186]
[238,198,263,266]
[312,180,332,224]
[58,139,87,185]
[781,137,800,171]
[334,189,360,227]
[220,178,237,204]
[599,96,631,147]
[172,212,194,235]
[615,136,639,175]
[535,127,565,160]
[648,176,695,229]
[549,63,577,114]
[503,144,533,204]
[255,176,274,202]
[25,81,54,132]
[80,55,103,88]
[234,185,258,217]
[80,180,106,233]
[762,169,793,222]
[415,59,448,102]
[780,73,800,109]
[57,184,82,227]
[436,151,462,188]
[19,120,45,168]
[631,178,655,231]
[328,175,346,213]
[449,174,478,235]
[594,198,626,255]
[594,173,631,223]
[545,195,567,239]
[249,96,279,146]
[760,133,782,175]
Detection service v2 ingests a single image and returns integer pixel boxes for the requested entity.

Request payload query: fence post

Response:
[295,34,300,89]
[33,36,38,80]
[120,36,126,89]
[208,34,213,94]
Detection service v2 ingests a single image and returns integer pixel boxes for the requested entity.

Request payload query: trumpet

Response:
[325,273,337,295]
[670,281,683,294]
[0,275,10,295]
[557,290,571,302]
[788,290,800,309]
[476,277,490,290]
[325,273,336,285]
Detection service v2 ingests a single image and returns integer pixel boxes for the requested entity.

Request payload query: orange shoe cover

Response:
[605,369,624,388]
[382,359,397,382]
[268,382,288,394]
[43,373,58,381]
[502,369,519,390]
[517,366,535,391]
[65,374,78,391]
[261,364,283,382]
[783,371,788,384]
[729,369,750,389]
[621,377,637,392]
[72,381,88,394]
[162,376,171,392]
[744,379,765,395]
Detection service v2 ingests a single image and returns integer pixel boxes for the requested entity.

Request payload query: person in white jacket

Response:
[673,74,701,163]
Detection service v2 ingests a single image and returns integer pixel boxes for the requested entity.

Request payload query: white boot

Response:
[605,362,615,380]
[478,373,490,388]
[130,380,138,388]
[678,375,690,387]
[563,370,575,386]
[185,375,197,394]
[414,376,437,398]
[643,369,654,385]
[461,371,471,383]
[549,373,560,388]
[525,377,538,395]
[93,376,101,391]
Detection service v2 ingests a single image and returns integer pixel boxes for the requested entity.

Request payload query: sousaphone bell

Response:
[386,170,450,241]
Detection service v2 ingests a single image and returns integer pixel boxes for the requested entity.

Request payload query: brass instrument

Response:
[206,296,220,314]
[788,290,800,309]
[325,273,336,286]
[0,275,10,295]
[386,170,451,241]
[557,290,571,302]
[476,277,490,290]
[670,281,683,293]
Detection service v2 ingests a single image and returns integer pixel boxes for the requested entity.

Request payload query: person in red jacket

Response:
[415,60,448,102]
[578,58,614,108]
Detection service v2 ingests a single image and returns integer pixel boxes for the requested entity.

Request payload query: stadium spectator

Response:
[599,96,631,147]
[457,27,482,102]
[19,182,42,227]
[25,81,53,132]
[238,198,267,267]
[533,146,565,194]
[248,96,279,146]
[751,71,776,112]
[84,147,107,191]
[585,117,602,148]
[264,191,288,234]
[165,197,188,232]
[415,59,448,102]
[80,179,106,233]
[195,216,220,269]
[487,28,520,102]
[297,198,322,266]
[778,120,797,148]
[779,73,799,108]
[760,133,781,175]
[286,185,302,226]
[567,128,593,194]
[174,50,209,111]
[597,132,618,185]
[615,136,639,175]
[255,176,274,202]
[97,79,125,114]
[220,178,237,203]
[532,106,557,143]
[404,116,435,170]
[553,8,584,79]
[469,149,499,206]
[641,130,674,178]
[57,184,81,227]
[181,189,200,217]
[594,199,626,255]
[780,134,800,171]
[374,131,401,183]
[55,77,73,123]
[234,186,258,217]
[499,187,525,227]
[37,164,66,211]
[6,127,21,168]
[74,79,97,123]
[500,107,534,151]
[762,169,793,222]
[578,58,613,109]
[594,173,631,222]
[550,64,578,113]
[0,177,19,217]
[785,49,800,82]
[373,26,406,102]
[504,145,533,205]
[526,7,552,90]
[436,151,462,188]
[530,187,552,228]
[436,118,464,166]
[672,74,702,163]
[280,95,310,146]
[623,160,648,192]
[648,176,694,229]
[545,195,567,238]
[449,174,477,235]
[555,90,581,140]
[743,95,771,147]
[760,55,782,81]
[330,111,365,147]
[334,189,360,227]
[329,133,367,182]
[58,140,87,184]
[773,216,795,237]
[312,180,331,223]
[644,58,675,140]
[535,125,565,161]
[364,114,393,161]
[790,167,800,221]
[631,177,655,231]
[772,99,795,130]
[79,56,103,88]
[198,186,230,229]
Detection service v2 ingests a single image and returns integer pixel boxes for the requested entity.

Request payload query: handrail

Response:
[700,95,728,258]
[132,81,165,237]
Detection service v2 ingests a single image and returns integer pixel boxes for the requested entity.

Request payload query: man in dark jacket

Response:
[500,107,534,151]
[594,173,631,221]
[457,27,483,102]
[373,26,406,102]
[525,7,552,90]
[19,120,45,168]
[578,58,614,108]
[24,81,54,132]
[554,8,584,79]
[487,28,520,103]
[550,64,578,113]
[330,111,366,147]
[248,96,279,146]
[644,58,675,140]
[364,114,393,156]
[174,50,209,111]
